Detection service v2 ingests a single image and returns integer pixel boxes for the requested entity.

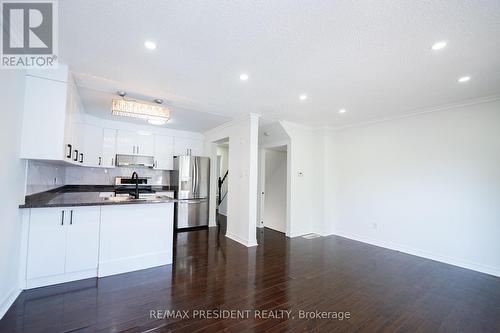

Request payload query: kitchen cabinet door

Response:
[116,130,136,155]
[136,133,155,156]
[20,75,68,161]
[27,208,67,280]
[81,124,103,167]
[174,137,204,156]
[65,207,100,273]
[102,128,117,167]
[154,135,174,170]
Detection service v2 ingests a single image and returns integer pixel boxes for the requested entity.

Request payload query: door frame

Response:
[259,140,291,237]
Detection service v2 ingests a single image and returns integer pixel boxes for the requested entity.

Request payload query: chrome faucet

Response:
[131,172,139,199]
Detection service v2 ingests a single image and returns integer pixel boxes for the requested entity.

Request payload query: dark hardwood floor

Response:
[1,220,499,332]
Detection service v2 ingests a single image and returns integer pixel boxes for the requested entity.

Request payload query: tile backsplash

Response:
[26,160,170,195]
[26,161,66,195]
[65,165,170,185]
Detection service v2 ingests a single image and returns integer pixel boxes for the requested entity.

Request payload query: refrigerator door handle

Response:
[194,158,198,196]
[191,157,196,196]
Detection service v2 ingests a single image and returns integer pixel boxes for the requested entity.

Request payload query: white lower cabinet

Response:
[26,208,67,282]
[26,206,100,288]
[23,203,174,289]
[98,203,174,277]
[65,207,100,273]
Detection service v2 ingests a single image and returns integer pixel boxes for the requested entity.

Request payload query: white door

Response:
[136,133,155,156]
[102,128,117,167]
[65,207,100,273]
[116,130,136,155]
[154,135,174,170]
[27,208,67,280]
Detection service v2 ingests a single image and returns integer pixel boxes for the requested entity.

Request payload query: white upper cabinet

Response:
[20,65,204,165]
[174,137,204,156]
[80,124,103,167]
[116,130,135,155]
[135,132,155,156]
[20,65,86,165]
[154,135,174,170]
[20,70,69,161]
[102,128,117,167]
[116,130,154,156]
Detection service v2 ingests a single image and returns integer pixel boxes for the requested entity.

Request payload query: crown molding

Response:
[323,93,500,132]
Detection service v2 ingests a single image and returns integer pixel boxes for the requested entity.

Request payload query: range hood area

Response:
[115,154,154,168]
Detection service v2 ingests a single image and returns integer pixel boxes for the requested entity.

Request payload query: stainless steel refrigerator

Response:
[172,155,210,229]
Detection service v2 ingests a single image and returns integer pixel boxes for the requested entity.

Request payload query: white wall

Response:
[264,149,287,233]
[323,100,500,276]
[281,121,324,237]
[205,114,260,246]
[0,71,27,318]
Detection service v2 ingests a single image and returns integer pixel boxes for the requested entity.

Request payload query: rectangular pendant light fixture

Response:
[111,99,170,121]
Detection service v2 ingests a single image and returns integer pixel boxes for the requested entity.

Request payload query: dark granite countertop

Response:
[20,185,179,209]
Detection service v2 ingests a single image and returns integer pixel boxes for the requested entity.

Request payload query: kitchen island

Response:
[19,186,176,289]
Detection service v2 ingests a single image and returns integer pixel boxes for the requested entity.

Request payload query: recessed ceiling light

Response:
[148,119,166,126]
[339,108,346,114]
[431,41,447,50]
[299,95,307,101]
[239,73,249,81]
[144,40,157,50]
[458,76,471,83]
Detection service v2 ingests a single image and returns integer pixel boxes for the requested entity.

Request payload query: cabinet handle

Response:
[111,157,114,166]
[61,210,65,225]
[70,210,73,225]
[137,146,140,154]
[133,146,136,154]
[66,144,72,158]
[73,149,79,162]
[98,156,102,166]
[79,153,84,163]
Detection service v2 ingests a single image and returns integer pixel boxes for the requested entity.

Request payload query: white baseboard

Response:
[98,251,172,277]
[26,269,97,289]
[0,287,21,320]
[329,230,500,278]
[225,232,258,247]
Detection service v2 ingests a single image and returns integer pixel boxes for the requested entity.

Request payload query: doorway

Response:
[261,145,287,233]
[216,142,229,226]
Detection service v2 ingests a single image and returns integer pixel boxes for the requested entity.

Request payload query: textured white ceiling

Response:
[60,0,500,130]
